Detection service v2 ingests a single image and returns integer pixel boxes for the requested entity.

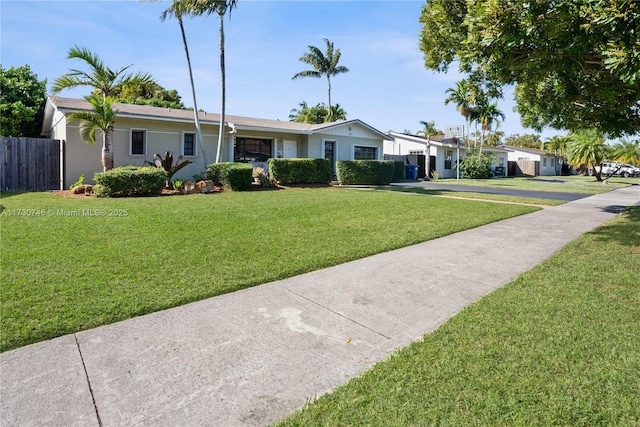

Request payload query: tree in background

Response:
[420,0,640,137]
[292,38,350,122]
[611,139,640,166]
[116,80,184,109]
[0,65,47,137]
[417,120,441,178]
[475,94,504,149]
[567,129,609,181]
[544,135,571,174]
[444,80,474,146]
[53,46,156,170]
[289,101,346,124]
[504,134,543,149]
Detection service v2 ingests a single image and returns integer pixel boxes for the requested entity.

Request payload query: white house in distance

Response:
[385,132,509,178]
[503,145,559,176]
[41,97,389,188]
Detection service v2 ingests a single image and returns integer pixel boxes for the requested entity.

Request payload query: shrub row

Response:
[336,160,395,185]
[206,162,253,191]
[268,158,332,185]
[391,161,406,182]
[94,166,166,197]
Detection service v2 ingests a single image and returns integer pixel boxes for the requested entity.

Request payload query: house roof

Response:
[42,97,389,140]
[502,145,555,156]
[387,131,469,148]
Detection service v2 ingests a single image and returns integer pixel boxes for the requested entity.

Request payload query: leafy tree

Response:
[485,130,505,146]
[53,46,156,170]
[544,135,571,173]
[611,139,640,165]
[67,95,117,172]
[289,101,346,124]
[0,65,47,137]
[292,38,350,122]
[504,134,543,149]
[420,0,640,137]
[116,80,185,109]
[567,129,610,181]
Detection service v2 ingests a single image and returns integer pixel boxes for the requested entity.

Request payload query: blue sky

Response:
[1,0,561,139]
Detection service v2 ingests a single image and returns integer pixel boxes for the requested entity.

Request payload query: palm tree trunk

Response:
[215,13,225,164]
[103,126,114,171]
[178,15,208,166]
[327,75,332,122]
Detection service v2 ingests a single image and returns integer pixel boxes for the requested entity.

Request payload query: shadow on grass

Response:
[591,206,639,248]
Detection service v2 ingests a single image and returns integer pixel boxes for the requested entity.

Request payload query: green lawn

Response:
[276,206,640,426]
[429,175,638,194]
[0,189,538,352]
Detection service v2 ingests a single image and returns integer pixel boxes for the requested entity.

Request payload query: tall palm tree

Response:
[67,95,117,172]
[418,120,440,178]
[444,80,474,147]
[611,139,640,165]
[292,38,350,122]
[567,129,609,181]
[544,135,570,174]
[52,46,155,170]
[156,0,209,166]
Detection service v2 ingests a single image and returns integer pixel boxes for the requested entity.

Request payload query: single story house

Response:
[503,145,559,176]
[41,97,389,188]
[385,132,509,178]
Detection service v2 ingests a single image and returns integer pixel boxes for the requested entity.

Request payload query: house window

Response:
[543,158,548,168]
[234,137,272,162]
[130,130,146,156]
[551,158,555,167]
[182,133,196,157]
[354,146,377,160]
[409,150,425,155]
[445,150,453,169]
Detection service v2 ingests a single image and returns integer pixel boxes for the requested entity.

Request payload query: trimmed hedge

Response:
[336,160,395,185]
[93,166,166,197]
[206,162,253,191]
[268,158,332,185]
[391,161,406,182]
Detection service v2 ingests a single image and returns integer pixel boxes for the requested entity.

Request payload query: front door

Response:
[324,140,336,179]
[283,140,297,158]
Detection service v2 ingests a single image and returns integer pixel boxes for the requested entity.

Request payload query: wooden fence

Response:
[508,160,539,177]
[1,137,64,192]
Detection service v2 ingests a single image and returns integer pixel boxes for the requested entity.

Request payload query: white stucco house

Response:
[385,132,509,178]
[503,145,559,176]
[41,97,389,188]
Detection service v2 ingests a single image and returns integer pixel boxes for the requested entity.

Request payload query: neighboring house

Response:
[503,145,559,176]
[41,97,389,188]
[385,132,508,178]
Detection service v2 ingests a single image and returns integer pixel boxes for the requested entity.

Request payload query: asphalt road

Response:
[391,182,590,201]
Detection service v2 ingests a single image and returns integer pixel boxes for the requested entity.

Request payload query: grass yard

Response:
[430,175,638,194]
[0,188,538,352]
[276,206,640,426]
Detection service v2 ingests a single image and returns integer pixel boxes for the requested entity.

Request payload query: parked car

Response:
[593,162,640,177]
[617,164,640,178]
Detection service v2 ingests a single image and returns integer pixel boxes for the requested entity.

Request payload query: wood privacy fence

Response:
[1,137,64,192]
[508,160,539,177]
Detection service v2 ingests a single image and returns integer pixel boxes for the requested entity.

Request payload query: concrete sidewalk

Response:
[2,186,638,427]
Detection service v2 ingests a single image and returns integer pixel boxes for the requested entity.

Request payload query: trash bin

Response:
[405,164,417,180]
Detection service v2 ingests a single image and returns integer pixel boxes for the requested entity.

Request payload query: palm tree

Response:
[67,95,117,172]
[567,129,609,181]
[418,120,440,178]
[156,0,209,166]
[611,139,640,165]
[444,80,474,147]
[475,96,505,149]
[544,135,570,174]
[292,38,350,122]
[53,46,155,170]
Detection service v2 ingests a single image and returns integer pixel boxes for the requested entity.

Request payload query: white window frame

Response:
[129,129,147,156]
[543,157,548,168]
[181,132,197,157]
[352,144,379,160]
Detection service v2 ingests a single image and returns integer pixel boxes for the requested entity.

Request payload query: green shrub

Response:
[461,149,496,179]
[336,160,395,185]
[268,158,332,185]
[207,162,253,191]
[391,161,406,182]
[93,166,166,197]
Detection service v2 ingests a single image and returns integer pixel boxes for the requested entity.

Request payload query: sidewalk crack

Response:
[282,286,391,340]
[75,334,103,427]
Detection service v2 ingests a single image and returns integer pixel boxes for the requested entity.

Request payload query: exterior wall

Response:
[383,138,427,156]
[538,155,557,176]
[506,149,557,176]
[308,134,384,161]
